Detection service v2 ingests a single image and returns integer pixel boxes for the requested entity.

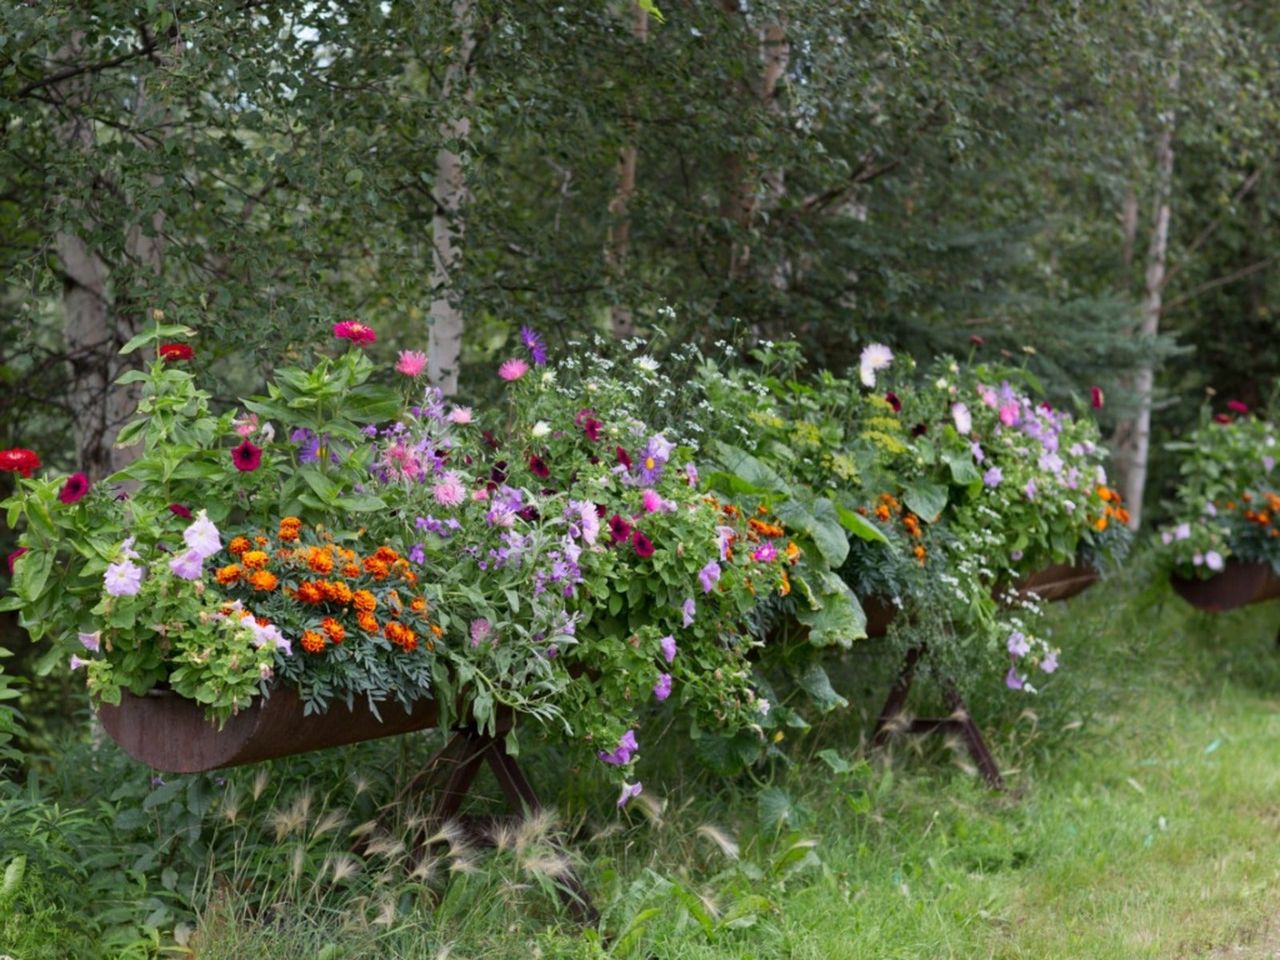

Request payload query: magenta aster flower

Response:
[433,473,467,507]
[333,319,377,345]
[498,358,529,381]
[752,541,778,563]
[395,350,428,377]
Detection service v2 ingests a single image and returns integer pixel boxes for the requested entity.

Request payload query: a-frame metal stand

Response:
[871,645,1004,789]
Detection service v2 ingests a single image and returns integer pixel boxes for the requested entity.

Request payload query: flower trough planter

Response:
[98,687,598,924]
[872,562,1099,790]
[1170,561,1280,613]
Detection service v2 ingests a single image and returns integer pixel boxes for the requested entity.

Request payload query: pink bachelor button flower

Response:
[395,350,428,377]
[858,343,894,387]
[752,541,778,563]
[498,358,529,382]
[449,406,473,425]
[432,473,467,507]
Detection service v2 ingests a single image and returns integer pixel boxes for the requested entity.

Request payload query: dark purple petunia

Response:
[231,439,262,472]
[608,513,632,544]
[528,455,550,479]
[616,446,632,470]
[911,422,928,437]
[58,472,90,504]
[632,529,655,558]
[169,503,193,519]
[885,392,902,413]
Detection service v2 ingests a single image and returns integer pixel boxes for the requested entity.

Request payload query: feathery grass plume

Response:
[311,810,346,840]
[519,851,572,881]
[326,854,361,884]
[251,768,270,801]
[373,897,397,927]
[695,824,740,861]
[348,819,380,840]
[514,808,558,853]
[362,835,407,861]
[290,843,306,885]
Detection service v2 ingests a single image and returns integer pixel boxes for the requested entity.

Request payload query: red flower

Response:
[608,513,632,544]
[6,547,27,575]
[1090,385,1105,410]
[583,419,603,442]
[169,503,193,519]
[333,319,377,345]
[528,455,550,479]
[159,342,194,362]
[616,446,632,470]
[0,448,41,478]
[1227,400,1249,414]
[1214,413,1232,424]
[58,472,90,504]
[231,439,263,472]
[885,392,902,413]
[969,334,986,347]
[632,529,655,558]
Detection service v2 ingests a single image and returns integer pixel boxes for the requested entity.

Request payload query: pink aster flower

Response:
[498,358,529,381]
[752,542,778,563]
[333,319,377,345]
[395,350,428,377]
[449,406,473,425]
[641,489,663,513]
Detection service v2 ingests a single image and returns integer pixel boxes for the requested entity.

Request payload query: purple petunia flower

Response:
[1024,478,1037,500]
[698,561,721,594]
[660,634,677,663]
[1041,650,1059,674]
[78,631,100,652]
[1007,631,1030,658]
[599,729,639,766]
[183,511,222,560]
[983,467,1003,488]
[168,549,205,581]
[681,597,696,628]
[1005,667,1025,691]
[653,673,673,701]
[617,781,643,808]
[104,559,143,597]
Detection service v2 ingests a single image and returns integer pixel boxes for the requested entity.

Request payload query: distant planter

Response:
[1007,562,1099,605]
[98,687,446,774]
[1170,561,1280,613]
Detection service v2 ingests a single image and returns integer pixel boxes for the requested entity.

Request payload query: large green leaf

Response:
[796,662,848,712]
[712,442,787,494]
[944,448,981,484]
[834,502,889,544]
[795,573,866,647]
[904,482,949,522]
[775,499,849,568]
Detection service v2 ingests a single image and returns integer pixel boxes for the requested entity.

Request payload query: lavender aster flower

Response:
[520,325,548,365]
[983,466,1003,488]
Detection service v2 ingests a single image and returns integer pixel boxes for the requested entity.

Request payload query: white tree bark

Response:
[1113,75,1178,528]
[427,0,477,396]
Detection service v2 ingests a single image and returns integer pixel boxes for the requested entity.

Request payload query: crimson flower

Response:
[616,446,633,470]
[159,342,194,362]
[885,392,902,413]
[1090,385,1105,410]
[969,334,986,347]
[583,418,603,442]
[169,503,193,519]
[911,422,928,437]
[231,439,263,472]
[0,448,41,478]
[333,319,377,345]
[6,547,27,575]
[58,472,90,504]
[1227,399,1249,414]
[528,455,550,479]
[632,529,655,558]
[608,513,632,544]
[1214,413,1232,424]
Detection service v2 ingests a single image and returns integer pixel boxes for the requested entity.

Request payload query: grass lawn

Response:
[10,560,1280,959]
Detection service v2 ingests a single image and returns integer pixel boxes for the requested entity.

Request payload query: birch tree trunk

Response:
[1112,75,1178,528]
[427,0,477,396]
[604,1,649,339]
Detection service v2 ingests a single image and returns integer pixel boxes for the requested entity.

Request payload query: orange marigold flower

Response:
[1096,486,1114,502]
[784,541,801,564]
[410,596,428,613]
[341,562,361,579]
[352,589,377,613]
[363,557,391,580]
[278,518,302,542]
[248,570,278,592]
[228,536,251,556]
[1094,515,1109,531]
[328,581,353,605]
[300,630,326,654]
[241,550,270,570]
[401,569,418,586]
[306,546,334,575]
[779,570,791,596]
[255,536,269,546]
[321,617,345,644]
[913,544,927,566]
[748,518,785,538]
[296,581,324,605]
[430,623,444,638]
[1115,508,1131,526]
[1243,492,1254,503]
[215,564,241,586]
[875,504,892,522]
[374,545,400,563]
[357,611,379,634]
